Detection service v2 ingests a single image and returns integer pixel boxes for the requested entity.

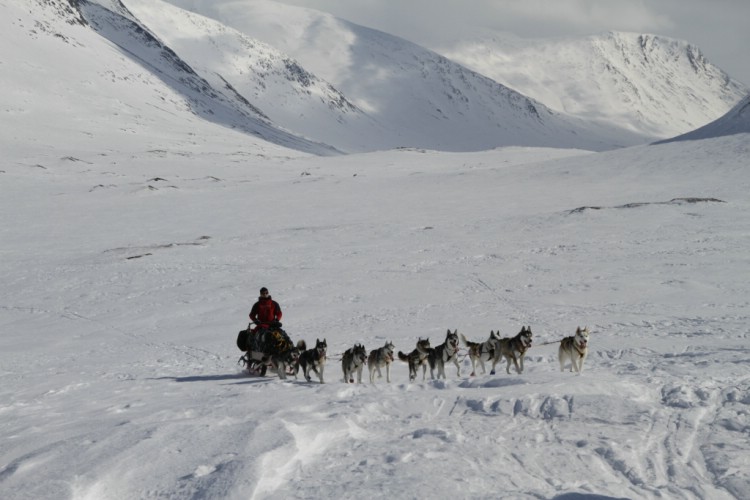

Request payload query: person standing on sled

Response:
[249,287,282,331]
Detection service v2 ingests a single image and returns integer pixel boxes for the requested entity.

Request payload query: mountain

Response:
[162,0,646,152]
[2,0,647,156]
[657,93,750,143]
[436,31,749,139]
[1,0,337,157]
[3,1,745,156]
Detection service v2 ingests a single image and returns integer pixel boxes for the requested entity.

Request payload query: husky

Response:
[428,329,461,379]
[559,326,590,373]
[242,330,305,380]
[368,340,395,383]
[461,331,501,376]
[497,326,533,374]
[398,338,432,382]
[297,338,327,383]
[342,343,368,383]
[269,339,306,379]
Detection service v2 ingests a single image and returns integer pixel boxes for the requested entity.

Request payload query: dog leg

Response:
[560,350,570,373]
[386,364,391,383]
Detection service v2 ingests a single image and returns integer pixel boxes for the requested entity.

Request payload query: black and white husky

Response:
[497,326,533,374]
[428,329,461,379]
[559,326,589,373]
[297,338,327,383]
[341,343,367,384]
[398,338,432,382]
[461,331,501,376]
[368,340,395,384]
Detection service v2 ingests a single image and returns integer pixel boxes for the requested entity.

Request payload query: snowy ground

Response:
[1,135,749,499]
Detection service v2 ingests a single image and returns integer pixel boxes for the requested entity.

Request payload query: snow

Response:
[3,135,749,499]
[2,1,750,500]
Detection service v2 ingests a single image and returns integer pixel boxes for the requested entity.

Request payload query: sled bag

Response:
[237,329,249,351]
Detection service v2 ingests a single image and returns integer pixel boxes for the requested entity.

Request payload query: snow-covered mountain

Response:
[2,0,746,156]
[163,0,649,151]
[1,0,338,157]
[658,93,750,143]
[3,0,647,156]
[437,31,749,139]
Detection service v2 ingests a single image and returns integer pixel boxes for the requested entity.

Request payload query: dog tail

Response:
[397,351,409,362]
[460,333,475,348]
[296,339,307,351]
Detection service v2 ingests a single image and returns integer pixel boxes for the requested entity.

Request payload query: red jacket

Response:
[249,296,282,327]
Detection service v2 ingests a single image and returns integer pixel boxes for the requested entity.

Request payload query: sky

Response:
[275,0,750,86]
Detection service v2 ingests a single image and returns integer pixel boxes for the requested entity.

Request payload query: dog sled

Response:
[236,322,304,379]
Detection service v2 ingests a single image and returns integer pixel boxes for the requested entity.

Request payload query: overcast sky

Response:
[275,0,750,86]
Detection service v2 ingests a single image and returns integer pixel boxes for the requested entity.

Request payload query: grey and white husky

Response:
[428,329,461,379]
[559,326,589,373]
[398,338,432,382]
[298,338,327,383]
[368,340,395,384]
[342,343,368,383]
[461,331,501,376]
[497,326,533,374]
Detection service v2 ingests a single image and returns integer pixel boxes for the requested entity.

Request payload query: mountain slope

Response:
[161,0,647,151]
[117,0,394,153]
[436,31,749,139]
[657,93,750,143]
[0,0,336,157]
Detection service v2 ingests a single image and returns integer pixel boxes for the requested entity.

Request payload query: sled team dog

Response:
[398,338,432,382]
[428,329,461,379]
[559,326,589,373]
[461,331,501,376]
[341,343,368,383]
[297,338,327,383]
[497,326,533,374]
[368,340,395,383]
[270,339,306,380]
[244,336,306,380]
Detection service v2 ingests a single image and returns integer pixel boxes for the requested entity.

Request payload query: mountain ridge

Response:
[3,0,746,156]
[436,30,748,138]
